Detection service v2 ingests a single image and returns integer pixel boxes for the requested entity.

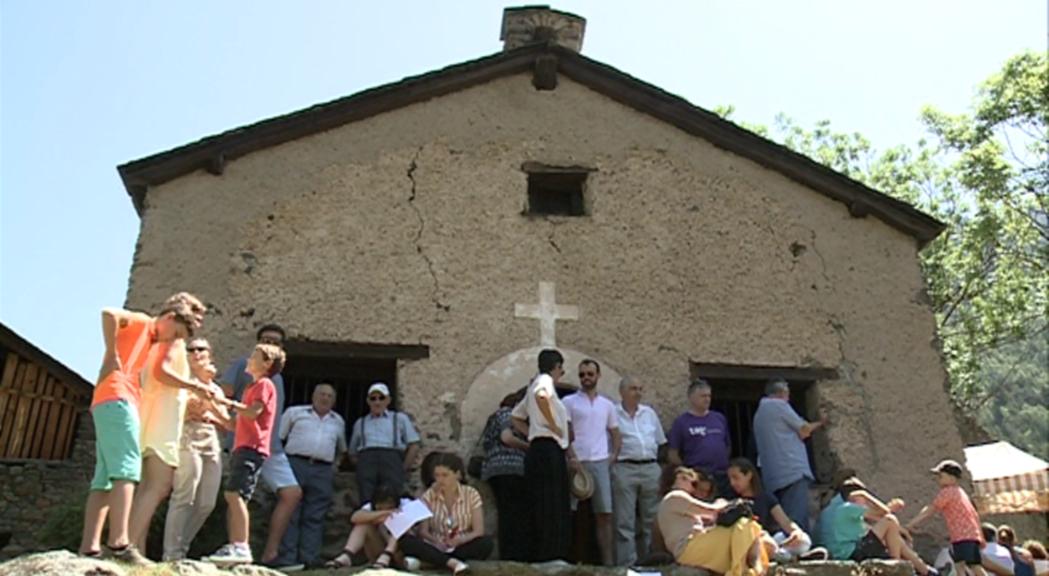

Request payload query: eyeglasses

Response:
[368,395,386,402]
[187,347,210,353]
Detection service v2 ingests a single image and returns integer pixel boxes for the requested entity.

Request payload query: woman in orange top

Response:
[79,292,209,564]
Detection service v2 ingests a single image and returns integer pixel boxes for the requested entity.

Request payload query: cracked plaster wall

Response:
[125,73,963,509]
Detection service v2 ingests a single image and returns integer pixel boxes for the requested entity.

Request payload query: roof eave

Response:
[117,43,945,246]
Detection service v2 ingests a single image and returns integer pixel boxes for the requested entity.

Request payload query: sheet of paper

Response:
[383,498,433,539]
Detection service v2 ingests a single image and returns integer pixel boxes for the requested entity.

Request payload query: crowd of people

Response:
[77,293,1048,575]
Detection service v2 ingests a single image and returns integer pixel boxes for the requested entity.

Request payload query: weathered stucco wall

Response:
[125,73,963,511]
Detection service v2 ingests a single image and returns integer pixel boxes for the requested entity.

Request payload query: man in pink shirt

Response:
[563,359,622,566]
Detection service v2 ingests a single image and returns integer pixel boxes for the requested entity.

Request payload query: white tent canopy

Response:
[964,441,1049,514]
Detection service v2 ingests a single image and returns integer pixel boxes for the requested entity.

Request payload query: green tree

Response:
[720,51,1048,458]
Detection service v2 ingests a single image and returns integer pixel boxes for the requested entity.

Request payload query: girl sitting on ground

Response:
[727,458,827,562]
[401,452,493,575]
[325,483,406,569]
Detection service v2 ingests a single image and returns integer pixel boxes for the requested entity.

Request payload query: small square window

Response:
[527,171,587,216]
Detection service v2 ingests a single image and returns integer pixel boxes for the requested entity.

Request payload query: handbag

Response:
[467,454,484,478]
[715,498,755,527]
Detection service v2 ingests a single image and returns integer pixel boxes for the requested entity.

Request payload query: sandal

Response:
[325,549,355,569]
[372,551,393,569]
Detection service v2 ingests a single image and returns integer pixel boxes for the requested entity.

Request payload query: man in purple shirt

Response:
[668,379,732,497]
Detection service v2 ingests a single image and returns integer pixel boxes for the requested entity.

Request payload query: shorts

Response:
[90,400,142,491]
[951,540,982,566]
[850,531,890,561]
[227,448,265,501]
[572,459,613,514]
[260,451,299,492]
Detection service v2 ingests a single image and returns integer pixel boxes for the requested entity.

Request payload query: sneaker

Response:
[205,543,253,565]
[773,549,793,563]
[103,544,152,566]
[404,556,422,571]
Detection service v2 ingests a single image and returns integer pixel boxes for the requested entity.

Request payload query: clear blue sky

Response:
[1,1,1045,380]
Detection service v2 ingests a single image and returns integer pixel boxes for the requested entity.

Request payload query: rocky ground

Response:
[0,551,920,576]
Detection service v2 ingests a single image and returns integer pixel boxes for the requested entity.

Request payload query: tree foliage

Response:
[720,51,1048,458]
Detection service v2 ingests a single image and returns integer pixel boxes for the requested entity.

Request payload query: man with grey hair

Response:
[752,378,827,532]
[611,375,666,566]
[668,379,731,496]
[279,383,347,568]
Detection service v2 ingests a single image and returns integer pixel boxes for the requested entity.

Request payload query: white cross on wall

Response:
[515,281,579,347]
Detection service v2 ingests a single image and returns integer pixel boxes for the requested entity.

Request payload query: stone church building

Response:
[117,6,963,511]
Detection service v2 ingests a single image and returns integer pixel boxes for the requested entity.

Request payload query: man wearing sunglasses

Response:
[348,382,420,504]
[221,323,303,569]
[562,359,621,566]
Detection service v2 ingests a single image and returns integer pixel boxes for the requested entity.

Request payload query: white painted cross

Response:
[515,281,579,347]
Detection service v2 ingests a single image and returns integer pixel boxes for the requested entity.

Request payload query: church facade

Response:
[118,7,961,508]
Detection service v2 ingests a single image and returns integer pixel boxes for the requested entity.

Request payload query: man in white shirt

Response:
[612,375,667,566]
[279,383,347,568]
[981,523,1016,576]
[563,359,621,566]
[511,348,571,562]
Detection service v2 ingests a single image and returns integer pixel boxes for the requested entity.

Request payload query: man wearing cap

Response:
[752,378,827,532]
[278,383,347,568]
[349,383,420,504]
[563,359,621,566]
[612,375,666,566]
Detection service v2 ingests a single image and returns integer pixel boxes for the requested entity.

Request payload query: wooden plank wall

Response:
[0,351,87,460]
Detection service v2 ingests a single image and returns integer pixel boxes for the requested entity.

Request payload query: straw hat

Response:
[570,466,594,500]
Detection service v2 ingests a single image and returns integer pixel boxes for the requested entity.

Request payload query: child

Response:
[906,460,987,576]
[727,458,825,562]
[204,343,285,565]
[325,483,414,569]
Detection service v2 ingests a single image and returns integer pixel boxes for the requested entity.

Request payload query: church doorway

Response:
[690,363,837,480]
[281,341,429,440]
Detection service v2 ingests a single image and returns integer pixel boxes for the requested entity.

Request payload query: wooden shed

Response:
[0,323,91,460]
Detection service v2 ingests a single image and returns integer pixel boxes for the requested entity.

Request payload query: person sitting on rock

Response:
[727,458,828,562]
[657,466,768,576]
[399,452,493,574]
[647,465,719,564]
[325,482,409,570]
[818,476,936,575]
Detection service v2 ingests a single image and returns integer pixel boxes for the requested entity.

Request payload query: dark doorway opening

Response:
[281,341,429,440]
[690,363,837,479]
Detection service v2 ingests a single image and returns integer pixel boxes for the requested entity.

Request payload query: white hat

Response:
[570,467,594,500]
[367,382,391,397]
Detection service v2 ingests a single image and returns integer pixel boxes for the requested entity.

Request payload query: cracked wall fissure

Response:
[406,147,451,312]
[829,317,881,471]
